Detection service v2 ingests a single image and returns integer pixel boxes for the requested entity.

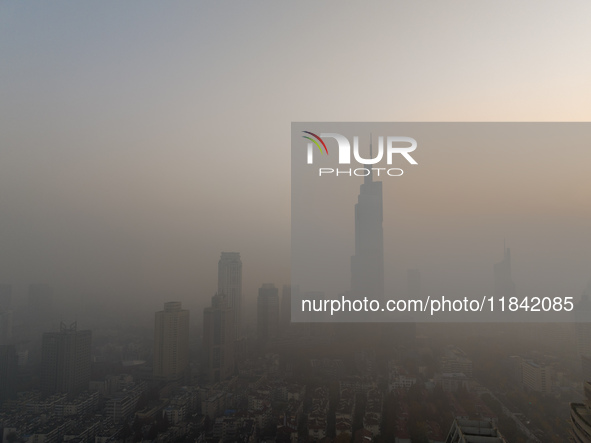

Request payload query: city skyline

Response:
[0,245,584,441]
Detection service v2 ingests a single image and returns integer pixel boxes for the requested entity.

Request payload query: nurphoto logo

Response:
[302,131,418,177]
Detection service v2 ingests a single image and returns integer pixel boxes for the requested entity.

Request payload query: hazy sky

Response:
[1,2,590,316]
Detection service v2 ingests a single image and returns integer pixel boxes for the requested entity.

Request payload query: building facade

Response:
[570,381,591,442]
[203,293,235,383]
[445,418,507,443]
[218,252,242,340]
[41,322,91,396]
[493,244,515,300]
[153,302,190,381]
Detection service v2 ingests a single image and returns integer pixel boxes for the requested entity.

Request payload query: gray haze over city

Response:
[1,2,591,442]
[1,1,590,325]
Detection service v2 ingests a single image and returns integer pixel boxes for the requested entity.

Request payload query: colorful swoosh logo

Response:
[302,131,328,155]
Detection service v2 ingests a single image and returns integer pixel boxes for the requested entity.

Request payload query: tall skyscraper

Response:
[153,302,190,381]
[257,284,279,343]
[41,322,91,396]
[203,293,235,383]
[218,252,242,339]
[351,137,384,302]
[494,242,515,299]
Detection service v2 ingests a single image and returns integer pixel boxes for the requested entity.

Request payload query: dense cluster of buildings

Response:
[0,149,582,442]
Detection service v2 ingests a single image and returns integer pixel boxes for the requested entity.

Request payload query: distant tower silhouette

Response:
[153,302,189,382]
[494,241,515,299]
[203,293,235,383]
[41,322,91,397]
[218,252,242,340]
[351,135,384,302]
